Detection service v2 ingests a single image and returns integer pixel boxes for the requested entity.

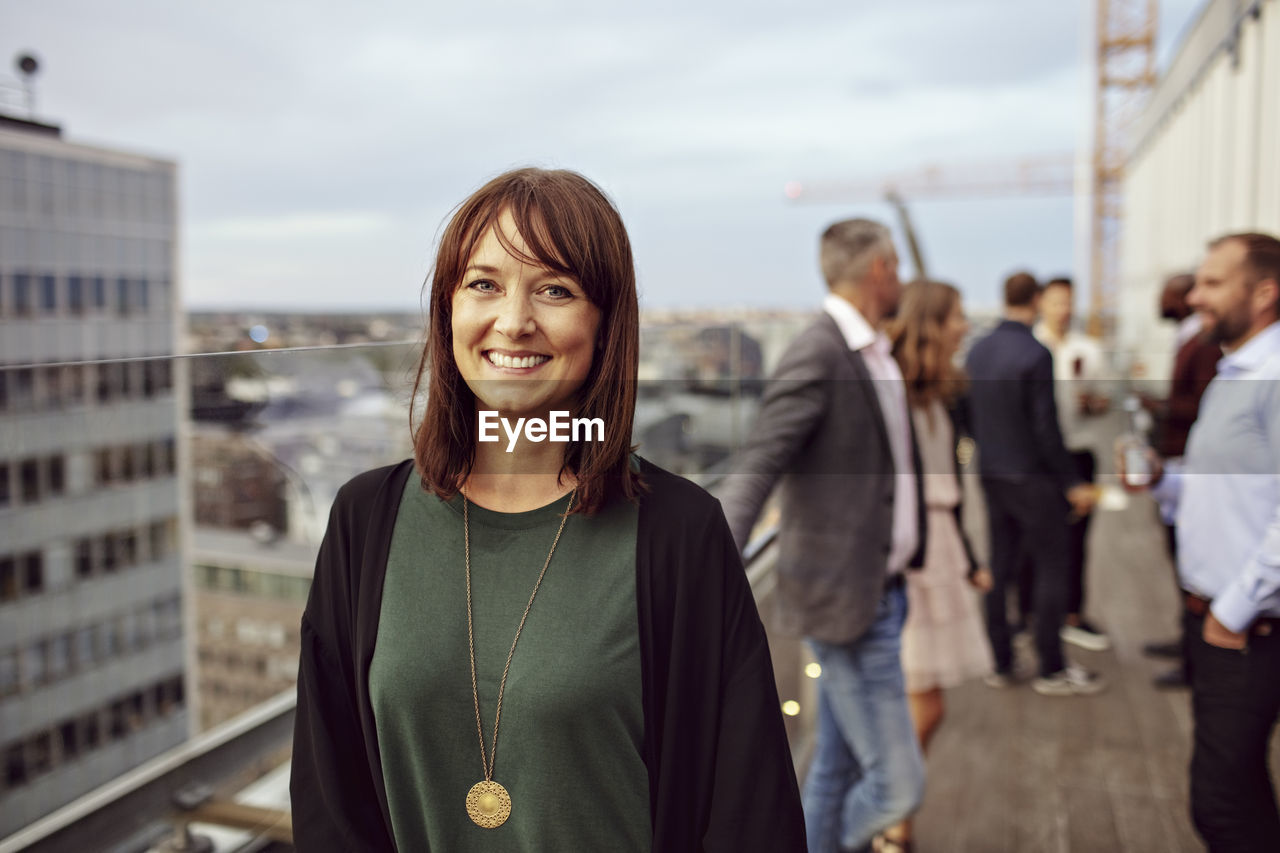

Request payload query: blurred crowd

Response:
[721,221,1280,853]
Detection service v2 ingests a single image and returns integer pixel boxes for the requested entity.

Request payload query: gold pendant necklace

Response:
[462,488,574,829]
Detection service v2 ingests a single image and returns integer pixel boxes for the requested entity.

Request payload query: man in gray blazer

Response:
[721,219,927,853]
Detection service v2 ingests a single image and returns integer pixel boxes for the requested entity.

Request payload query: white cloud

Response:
[194,211,396,240]
[1,0,1206,310]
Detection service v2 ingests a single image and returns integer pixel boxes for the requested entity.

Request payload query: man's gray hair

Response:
[820,219,894,288]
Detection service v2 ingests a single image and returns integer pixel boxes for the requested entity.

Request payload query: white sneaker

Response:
[1060,621,1112,652]
[983,671,1017,689]
[1032,664,1106,696]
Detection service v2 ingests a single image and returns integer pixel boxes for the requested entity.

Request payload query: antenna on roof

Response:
[15,53,40,119]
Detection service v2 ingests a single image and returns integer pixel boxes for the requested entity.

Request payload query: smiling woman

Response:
[416,168,640,515]
[290,167,806,852]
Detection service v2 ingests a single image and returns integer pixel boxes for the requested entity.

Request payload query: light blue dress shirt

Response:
[1152,321,1280,633]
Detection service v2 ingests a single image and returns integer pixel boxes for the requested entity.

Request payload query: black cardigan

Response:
[290,458,806,852]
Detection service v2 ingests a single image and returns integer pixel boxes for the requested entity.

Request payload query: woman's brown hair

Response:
[890,279,969,410]
[411,167,643,514]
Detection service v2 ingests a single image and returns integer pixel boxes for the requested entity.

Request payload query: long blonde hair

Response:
[890,279,968,410]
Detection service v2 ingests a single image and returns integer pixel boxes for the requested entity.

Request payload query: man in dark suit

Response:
[721,218,927,853]
[965,271,1102,696]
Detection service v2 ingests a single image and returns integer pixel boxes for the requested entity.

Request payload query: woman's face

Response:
[451,209,602,420]
[941,296,969,361]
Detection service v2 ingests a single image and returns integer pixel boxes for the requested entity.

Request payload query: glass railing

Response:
[2,312,1164,849]
[0,316,814,850]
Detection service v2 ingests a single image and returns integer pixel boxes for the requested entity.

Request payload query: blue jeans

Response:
[803,584,925,853]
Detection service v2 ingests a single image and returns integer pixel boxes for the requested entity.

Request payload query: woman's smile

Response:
[483,348,552,372]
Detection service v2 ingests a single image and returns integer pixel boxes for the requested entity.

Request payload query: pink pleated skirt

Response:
[900,507,994,693]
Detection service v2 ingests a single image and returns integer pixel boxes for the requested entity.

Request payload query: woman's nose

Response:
[493,294,536,339]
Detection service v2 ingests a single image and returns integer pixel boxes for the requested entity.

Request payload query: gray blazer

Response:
[720,312,926,645]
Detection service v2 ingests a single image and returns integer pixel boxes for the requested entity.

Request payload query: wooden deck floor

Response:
[910,486,1280,852]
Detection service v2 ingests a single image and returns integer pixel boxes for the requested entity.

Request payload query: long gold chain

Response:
[463,490,574,783]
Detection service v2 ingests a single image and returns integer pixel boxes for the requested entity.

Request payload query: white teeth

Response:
[487,352,549,369]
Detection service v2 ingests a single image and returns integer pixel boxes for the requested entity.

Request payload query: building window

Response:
[46,634,70,682]
[162,438,176,475]
[150,519,173,561]
[0,557,16,602]
[95,363,113,403]
[0,463,9,508]
[119,530,138,568]
[5,744,25,788]
[158,597,182,639]
[22,552,43,595]
[120,361,136,399]
[48,456,64,497]
[121,446,136,482]
[19,459,38,503]
[39,275,56,314]
[92,276,106,310]
[95,447,113,486]
[29,731,53,777]
[68,276,84,315]
[39,366,60,410]
[109,700,128,740]
[75,539,93,578]
[0,651,17,698]
[105,362,125,403]
[136,279,149,312]
[12,368,34,411]
[128,691,147,732]
[13,273,31,317]
[98,620,118,658]
[64,364,84,406]
[136,605,156,647]
[102,533,119,573]
[157,359,172,392]
[22,641,46,688]
[142,358,156,397]
[73,626,95,669]
[60,721,80,762]
[154,682,172,715]
[195,564,215,590]
[119,611,138,653]
[116,277,129,317]
[83,711,101,751]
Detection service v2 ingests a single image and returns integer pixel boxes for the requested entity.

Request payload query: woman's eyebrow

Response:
[464,263,575,285]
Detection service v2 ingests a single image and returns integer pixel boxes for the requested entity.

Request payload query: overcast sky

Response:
[3,0,1203,313]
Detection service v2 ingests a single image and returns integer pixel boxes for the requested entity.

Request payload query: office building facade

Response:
[0,115,186,838]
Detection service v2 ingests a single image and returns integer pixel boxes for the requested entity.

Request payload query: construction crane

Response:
[785,0,1159,338]
[784,153,1076,283]
[1091,0,1158,334]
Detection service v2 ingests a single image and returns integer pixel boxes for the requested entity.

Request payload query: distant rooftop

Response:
[192,527,317,576]
[0,110,61,137]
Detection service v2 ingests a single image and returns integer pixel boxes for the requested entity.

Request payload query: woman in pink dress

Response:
[878,280,994,852]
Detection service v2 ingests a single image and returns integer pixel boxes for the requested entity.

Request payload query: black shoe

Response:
[1153,667,1189,689]
[1143,639,1182,659]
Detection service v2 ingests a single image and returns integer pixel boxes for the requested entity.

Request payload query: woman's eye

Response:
[543,284,572,299]
[467,279,498,293]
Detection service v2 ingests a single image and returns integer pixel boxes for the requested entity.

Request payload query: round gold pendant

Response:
[465,780,512,828]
